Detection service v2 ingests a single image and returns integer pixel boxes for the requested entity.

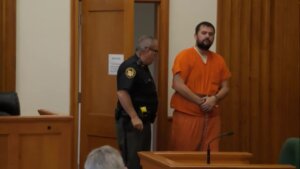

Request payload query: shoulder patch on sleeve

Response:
[125,67,136,79]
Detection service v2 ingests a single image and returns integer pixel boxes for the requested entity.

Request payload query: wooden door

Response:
[80,0,134,168]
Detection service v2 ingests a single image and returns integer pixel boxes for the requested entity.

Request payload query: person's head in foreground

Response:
[84,145,127,169]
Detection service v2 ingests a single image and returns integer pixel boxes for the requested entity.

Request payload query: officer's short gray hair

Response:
[136,35,156,52]
[84,145,125,169]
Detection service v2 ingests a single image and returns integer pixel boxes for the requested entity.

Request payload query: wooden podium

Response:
[138,151,295,169]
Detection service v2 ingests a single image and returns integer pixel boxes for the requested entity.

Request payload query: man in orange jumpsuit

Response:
[170,21,231,151]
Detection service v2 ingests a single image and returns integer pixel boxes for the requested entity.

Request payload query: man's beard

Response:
[196,39,212,51]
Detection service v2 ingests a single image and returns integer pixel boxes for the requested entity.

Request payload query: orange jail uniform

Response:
[169,47,231,151]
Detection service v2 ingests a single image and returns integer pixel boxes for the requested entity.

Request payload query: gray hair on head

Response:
[84,145,125,169]
[136,35,156,52]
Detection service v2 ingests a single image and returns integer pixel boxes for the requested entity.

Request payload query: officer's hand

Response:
[131,116,143,131]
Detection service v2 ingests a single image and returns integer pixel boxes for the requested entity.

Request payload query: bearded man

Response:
[169,21,231,151]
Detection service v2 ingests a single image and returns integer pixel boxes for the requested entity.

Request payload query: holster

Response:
[115,106,156,123]
[134,105,156,123]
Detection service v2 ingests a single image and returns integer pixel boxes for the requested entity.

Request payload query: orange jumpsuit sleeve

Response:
[172,50,196,81]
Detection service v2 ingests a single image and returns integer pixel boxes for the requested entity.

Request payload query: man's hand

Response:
[200,96,217,113]
[131,116,143,131]
[196,97,206,105]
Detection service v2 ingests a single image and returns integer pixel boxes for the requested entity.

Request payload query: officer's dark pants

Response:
[116,117,151,169]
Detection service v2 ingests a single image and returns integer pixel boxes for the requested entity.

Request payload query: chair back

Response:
[279,137,300,169]
[0,92,20,116]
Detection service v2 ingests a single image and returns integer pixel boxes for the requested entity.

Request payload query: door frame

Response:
[70,0,79,168]
[70,0,169,167]
[0,0,16,91]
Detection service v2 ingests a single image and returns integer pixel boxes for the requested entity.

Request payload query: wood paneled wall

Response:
[0,0,16,91]
[217,0,299,163]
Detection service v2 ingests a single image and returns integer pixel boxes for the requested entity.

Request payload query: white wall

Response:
[16,0,70,115]
[168,0,217,115]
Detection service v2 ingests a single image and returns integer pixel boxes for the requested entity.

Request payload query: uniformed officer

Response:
[115,35,159,169]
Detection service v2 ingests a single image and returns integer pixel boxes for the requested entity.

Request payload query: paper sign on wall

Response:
[108,54,124,75]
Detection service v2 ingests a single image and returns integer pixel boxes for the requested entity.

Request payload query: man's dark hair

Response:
[195,21,215,34]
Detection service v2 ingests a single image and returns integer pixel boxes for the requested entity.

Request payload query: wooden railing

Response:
[0,115,73,169]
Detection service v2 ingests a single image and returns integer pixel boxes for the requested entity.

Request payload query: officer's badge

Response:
[125,67,136,79]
